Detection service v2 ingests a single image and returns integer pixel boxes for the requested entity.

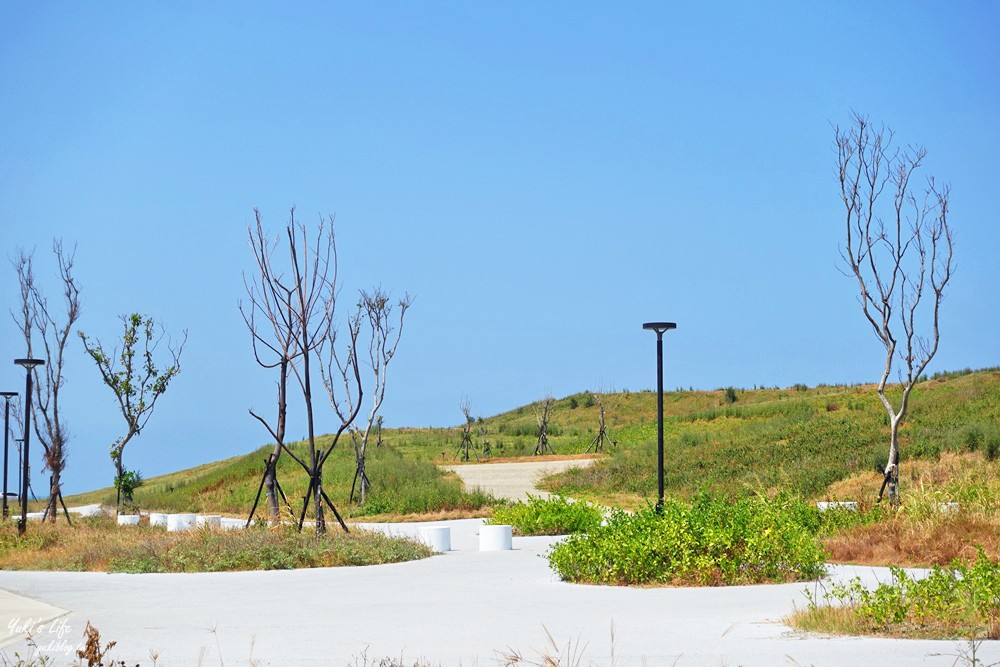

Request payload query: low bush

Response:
[547,494,827,586]
[487,494,603,536]
[794,549,1000,639]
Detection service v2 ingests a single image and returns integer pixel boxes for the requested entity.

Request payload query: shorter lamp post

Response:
[642,322,676,513]
[1,391,17,519]
[14,358,44,536]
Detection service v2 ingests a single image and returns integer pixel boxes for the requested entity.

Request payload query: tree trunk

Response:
[114,454,126,510]
[45,472,60,523]
[264,451,279,523]
[885,417,901,507]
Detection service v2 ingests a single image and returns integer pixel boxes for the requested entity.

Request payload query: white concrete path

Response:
[2,518,996,666]
[443,457,597,501]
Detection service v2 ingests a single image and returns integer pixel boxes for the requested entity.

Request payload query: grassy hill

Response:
[63,367,1000,517]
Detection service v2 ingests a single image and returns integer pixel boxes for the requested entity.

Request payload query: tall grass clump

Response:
[487,495,604,536]
[793,549,1000,639]
[548,494,826,586]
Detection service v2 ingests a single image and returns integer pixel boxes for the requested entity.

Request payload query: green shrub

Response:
[724,387,738,404]
[547,494,826,586]
[803,549,1000,638]
[488,494,603,536]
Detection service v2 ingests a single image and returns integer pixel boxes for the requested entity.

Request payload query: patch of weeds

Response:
[548,494,827,586]
[487,495,603,536]
[793,548,1000,639]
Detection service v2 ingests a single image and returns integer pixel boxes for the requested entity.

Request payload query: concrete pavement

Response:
[2,517,995,666]
[443,458,597,501]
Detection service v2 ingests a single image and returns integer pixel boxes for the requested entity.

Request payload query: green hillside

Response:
[63,368,1000,516]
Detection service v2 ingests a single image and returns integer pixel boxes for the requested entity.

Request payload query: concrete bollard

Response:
[117,514,140,526]
[167,513,197,532]
[149,512,168,527]
[480,524,513,551]
[418,526,451,552]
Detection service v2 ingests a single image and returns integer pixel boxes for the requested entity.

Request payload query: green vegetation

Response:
[793,550,1000,639]
[487,494,604,536]
[0,513,431,573]
[547,495,827,586]
[63,440,495,520]
[545,370,1000,504]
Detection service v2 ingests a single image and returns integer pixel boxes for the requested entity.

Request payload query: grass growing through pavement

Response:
[487,494,604,536]
[0,513,431,573]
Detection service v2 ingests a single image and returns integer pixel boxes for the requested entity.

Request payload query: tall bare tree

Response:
[836,112,954,506]
[13,241,80,523]
[322,288,412,505]
[247,207,356,534]
[241,208,304,524]
[80,313,186,511]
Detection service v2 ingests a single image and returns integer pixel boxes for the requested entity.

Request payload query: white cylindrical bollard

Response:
[480,524,513,551]
[167,513,197,532]
[149,512,168,527]
[418,526,451,552]
[117,514,140,526]
[196,515,222,529]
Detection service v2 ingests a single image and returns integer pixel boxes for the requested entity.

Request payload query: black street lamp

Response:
[14,358,44,536]
[642,322,676,513]
[1,391,17,519]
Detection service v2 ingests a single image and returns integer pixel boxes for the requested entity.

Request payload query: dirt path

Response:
[442,457,597,501]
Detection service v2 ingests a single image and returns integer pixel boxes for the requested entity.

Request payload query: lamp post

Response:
[1,391,17,519]
[642,322,676,513]
[14,358,44,536]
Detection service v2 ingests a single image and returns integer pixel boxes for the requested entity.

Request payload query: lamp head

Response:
[0,392,17,399]
[13,358,45,370]
[642,322,677,334]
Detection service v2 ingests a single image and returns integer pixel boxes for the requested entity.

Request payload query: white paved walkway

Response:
[2,518,994,666]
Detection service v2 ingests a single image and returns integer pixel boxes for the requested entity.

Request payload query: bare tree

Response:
[13,241,80,523]
[836,112,954,506]
[478,417,491,459]
[533,396,555,456]
[241,209,304,525]
[457,399,476,462]
[586,392,616,453]
[80,313,186,511]
[247,208,355,534]
[322,288,412,506]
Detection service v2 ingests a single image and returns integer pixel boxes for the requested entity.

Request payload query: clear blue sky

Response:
[2,3,997,495]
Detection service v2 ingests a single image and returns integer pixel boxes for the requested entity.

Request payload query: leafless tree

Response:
[836,112,954,506]
[245,207,354,534]
[533,396,555,456]
[80,313,186,511]
[457,399,476,462]
[322,288,412,505]
[586,392,616,453]
[478,417,491,459]
[241,209,303,524]
[12,241,80,523]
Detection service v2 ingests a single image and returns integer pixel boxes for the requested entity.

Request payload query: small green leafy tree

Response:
[80,313,186,510]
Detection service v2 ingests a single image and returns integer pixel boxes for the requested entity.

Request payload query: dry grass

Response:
[821,452,1000,567]
[823,514,1000,566]
[822,451,997,502]
[0,513,431,573]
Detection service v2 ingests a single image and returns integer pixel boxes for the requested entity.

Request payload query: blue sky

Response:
[1,3,997,495]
